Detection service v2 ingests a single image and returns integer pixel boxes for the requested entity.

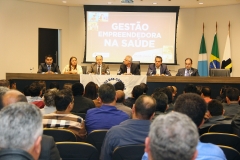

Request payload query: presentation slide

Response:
[85,11,177,64]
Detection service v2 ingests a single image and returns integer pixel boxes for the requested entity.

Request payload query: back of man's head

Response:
[226,87,239,101]
[174,93,207,127]
[146,112,198,160]
[0,79,10,88]
[116,90,125,103]
[208,99,223,116]
[72,82,84,96]
[201,86,211,97]
[55,89,73,111]
[154,87,172,104]
[29,82,41,97]
[44,88,58,107]
[132,85,144,99]
[0,87,10,110]
[184,84,198,94]
[2,90,27,107]
[99,83,116,103]
[49,81,60,90]
[152,92,168,112]
[0,102,42,159]
[140,83,148,94]
[114,82,125,91]
[134,95,156,120]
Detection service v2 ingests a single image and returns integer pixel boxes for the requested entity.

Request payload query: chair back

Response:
[208,124,233,134]
[86,130,108,154]
[56,142,98,160]
[81,66,87,74]
[200,133,240,152]
[112,144,145,160]
[218,145,240,160]
[210,69,230,77]
[71,112,86,119]
[43,128,77,142]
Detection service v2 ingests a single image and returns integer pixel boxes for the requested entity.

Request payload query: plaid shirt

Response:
[43,112,87,141]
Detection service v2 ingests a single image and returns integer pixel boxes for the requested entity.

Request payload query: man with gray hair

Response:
[0,79,10,88]
[119,55,140,75]
[145,112,199,160]
[0,86,10,110]
[0,102,42,160]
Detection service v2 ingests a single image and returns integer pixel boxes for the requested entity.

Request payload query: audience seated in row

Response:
[41,88,58,115]
[27,82,45,108]
[123,85,144,108]
[115,90,132,118]
[223,87,240,118]
[84,81,101,108]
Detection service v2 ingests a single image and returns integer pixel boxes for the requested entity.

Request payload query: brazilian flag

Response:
[209,34,220,69]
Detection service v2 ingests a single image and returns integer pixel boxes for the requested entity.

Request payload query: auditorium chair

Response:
[86,130,108,155]
[218,145,240,160]
[200,133,240,152]
[208,124,233,134]
[209,69,230,77]
[81,66,87,74]
[56,142,98,160]
[112,144,145,160]
[43,128,77,142]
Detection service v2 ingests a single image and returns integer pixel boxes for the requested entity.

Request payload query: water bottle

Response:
[106,69,110,75]
[117,69,121,75]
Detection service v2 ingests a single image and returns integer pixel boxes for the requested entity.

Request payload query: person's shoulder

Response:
[149,63,155,67]
[86,107,98,114]
[198,141,225,155]
[40,63,45,66]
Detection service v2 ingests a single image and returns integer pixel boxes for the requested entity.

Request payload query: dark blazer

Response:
[87,63,109,74]
[147,64,171,76]
[176,68,199,76]
[37,63,61,74]
[0,148,34,160]
[119,63,140,75]
[39,135,61,160]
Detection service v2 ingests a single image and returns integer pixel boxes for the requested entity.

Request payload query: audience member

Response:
[63,83,72,90]
[183,84,198,94]
[154,87,173,113]
[140,83,148,94]
[62,56,82,74]
[1,89,60,160]
[115,90,132,118]
[201,86,212,103]
[9,79,17,89]
[43,89,87,141]
[28,82,45,108]
[84,81,101,108]
[119,55,140,75]
[151,92,168,120]
[85,83,129,134]
[87,55,109,75]
[201,99,231,129]
[145,112,198,160]
[216,85,232,103]
[0,102,42,160]
[41,88,58,115]
[123,85,144,108]
[146,56,171,76]
[49,81,60,90]
[71,82,95,113]
[114,81,125,91]
[176,58,199,76]
[101,95,156,160]
[23,85,31,96]
[223,87,240,118]
[38,80,46,97]
[196,85,203,95]
[37,55,61,74]
[0,79,10,88]
[0,86,10,110]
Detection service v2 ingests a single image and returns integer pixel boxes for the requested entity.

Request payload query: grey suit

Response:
[147,64,171,76]
[87,63,109,74]
[176,68,199,76]
[37,63,61,74]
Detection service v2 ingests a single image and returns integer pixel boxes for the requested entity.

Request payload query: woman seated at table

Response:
[62,56,82,74]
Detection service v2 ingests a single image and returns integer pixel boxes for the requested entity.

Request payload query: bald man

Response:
[115,90,132,118]
[2,90,27,107]
[87,55,110,75]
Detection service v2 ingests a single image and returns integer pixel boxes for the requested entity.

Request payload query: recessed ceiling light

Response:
[62,1,67,3]
[153,2,157,5]
[108,2,112,4]
[199,2,203,4]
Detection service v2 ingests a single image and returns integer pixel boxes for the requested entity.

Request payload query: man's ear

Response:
[226,97,230,104]
[132,104,136,115]
[191,150,198,160]
[145,137,150,153]
[31,136,42,160]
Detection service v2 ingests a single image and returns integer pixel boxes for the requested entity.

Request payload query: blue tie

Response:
[47,65,51,71]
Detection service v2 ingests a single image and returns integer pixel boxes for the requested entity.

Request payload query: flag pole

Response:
[228,21,230,36]
[216,22,217,33]
[203,23,204,34]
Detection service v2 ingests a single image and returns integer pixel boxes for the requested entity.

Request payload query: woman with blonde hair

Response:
[62,56,82,74]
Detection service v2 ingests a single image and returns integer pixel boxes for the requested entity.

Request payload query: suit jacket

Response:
[0,148,34,160]
[37,63,61,74]
[87,63,109,74]
[39,135,61,160]
[176,68,199,76]
[146,64,171,76]
[119,63,140,75]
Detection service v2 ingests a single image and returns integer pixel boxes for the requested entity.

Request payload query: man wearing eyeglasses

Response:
[119,55,140,75]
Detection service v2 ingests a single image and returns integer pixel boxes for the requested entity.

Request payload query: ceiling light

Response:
[153,2,157,5]
[62,1,67,3]
[199,2,203,4]
[108,2,112,4]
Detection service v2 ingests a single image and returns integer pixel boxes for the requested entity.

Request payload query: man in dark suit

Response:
[87,55,109,75]
[119,55,140,75]
[37,55,61,74]
[176,58,199,76]
[147,56,171,76]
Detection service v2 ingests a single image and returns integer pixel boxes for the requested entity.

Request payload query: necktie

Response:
[97,66,100,75]
[47,65,51,71]
[186,69,190,76]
